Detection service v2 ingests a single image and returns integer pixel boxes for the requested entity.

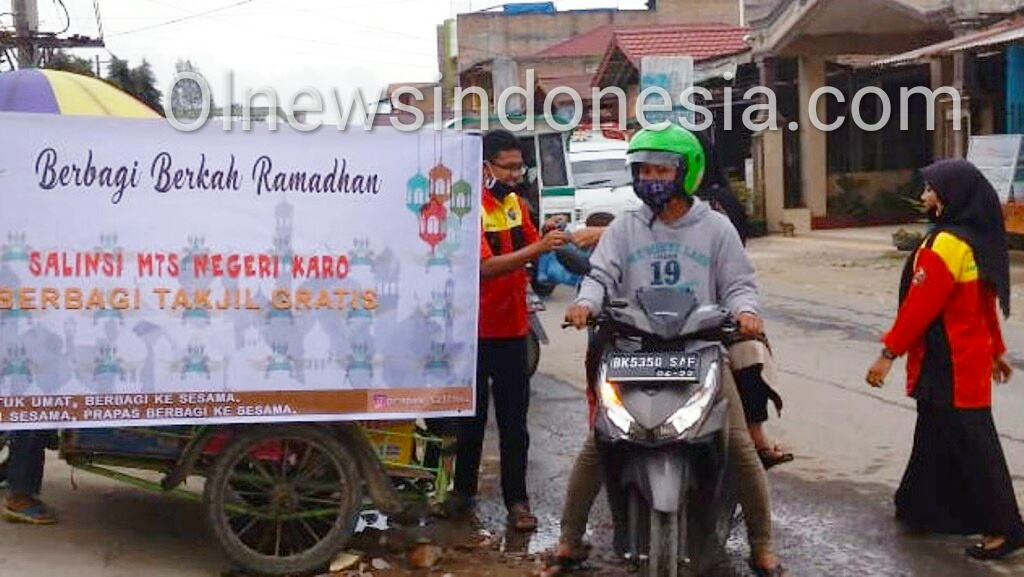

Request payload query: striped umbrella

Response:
[0,68,158,118]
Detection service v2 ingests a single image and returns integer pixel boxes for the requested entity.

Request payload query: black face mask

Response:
[485,165,524,199]
[493,180,529,199]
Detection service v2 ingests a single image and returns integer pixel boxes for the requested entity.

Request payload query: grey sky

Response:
[14,0,647,105]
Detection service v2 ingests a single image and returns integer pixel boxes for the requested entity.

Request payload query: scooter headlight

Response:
[659,362,719,439]
[598,370,635,434]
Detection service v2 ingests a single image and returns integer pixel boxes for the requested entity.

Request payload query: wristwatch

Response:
[881,347,898,361]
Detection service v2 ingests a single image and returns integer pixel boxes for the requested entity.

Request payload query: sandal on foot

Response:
[757,446,794,470]
[748,561,788,577]
[538,545,590,576]
[966,532,1024,560]
[1,499,56,525]
[507,502,538,532]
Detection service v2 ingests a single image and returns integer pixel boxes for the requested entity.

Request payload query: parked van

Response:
[569,132,641,228]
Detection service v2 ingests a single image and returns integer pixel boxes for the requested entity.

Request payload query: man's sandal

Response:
[508,502,538,532]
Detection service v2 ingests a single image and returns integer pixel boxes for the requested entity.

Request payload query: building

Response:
[744,0,1024,233]
[445,0,747,113]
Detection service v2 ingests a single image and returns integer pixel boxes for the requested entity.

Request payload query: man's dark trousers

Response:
[454,337,531,508]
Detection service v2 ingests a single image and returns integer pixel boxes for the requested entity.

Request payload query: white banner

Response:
[0,114,481,429]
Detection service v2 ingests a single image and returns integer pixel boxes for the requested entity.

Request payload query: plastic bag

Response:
[535,248,584,287]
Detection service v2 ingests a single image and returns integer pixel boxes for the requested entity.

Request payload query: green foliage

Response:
[104,57,163,115]
[45,51,95,77]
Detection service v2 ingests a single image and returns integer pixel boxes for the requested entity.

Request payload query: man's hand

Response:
[866,356,894,388]
[539,229,570,252]
[736,312,764,336]
[994,355,1014,384]
[565,304,592,329]
[571,226,605,249]
[542,215,568,233]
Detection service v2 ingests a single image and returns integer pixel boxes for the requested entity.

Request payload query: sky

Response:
[10,0,648,108]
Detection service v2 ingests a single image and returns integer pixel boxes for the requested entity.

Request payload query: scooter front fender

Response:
[622,450,691,514]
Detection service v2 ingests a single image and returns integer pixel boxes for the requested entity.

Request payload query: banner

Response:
[968,134,1024,235]
[0,114,481,429]
[640,56,695,126]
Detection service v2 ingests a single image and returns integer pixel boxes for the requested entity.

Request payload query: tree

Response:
[104,56,163,114]
[45,51,96,77]
[171,59,213,119]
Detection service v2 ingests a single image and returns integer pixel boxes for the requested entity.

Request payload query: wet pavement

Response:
[467,371,1021,577]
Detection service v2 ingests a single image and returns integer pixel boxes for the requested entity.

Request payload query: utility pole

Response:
[1,0,105,70]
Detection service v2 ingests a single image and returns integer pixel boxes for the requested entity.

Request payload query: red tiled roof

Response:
[534,25,616,59]
[610,24,751,66]
[591,24,752,88]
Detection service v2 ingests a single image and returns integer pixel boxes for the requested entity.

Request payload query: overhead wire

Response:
[53,0,71,35]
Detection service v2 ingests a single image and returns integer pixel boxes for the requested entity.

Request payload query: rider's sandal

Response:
[748,561,789,577]
[757,446,794,470]
[537,545,590,576]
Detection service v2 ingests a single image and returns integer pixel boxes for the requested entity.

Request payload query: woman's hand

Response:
[993,356,1014,384]
[866,356,894,388]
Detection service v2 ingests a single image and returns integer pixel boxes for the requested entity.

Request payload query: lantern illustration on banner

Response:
[419,197,449,267]
[451,179,472,221]
[451,133,474,221]
[429,132,453,202]
[407,135,430,214]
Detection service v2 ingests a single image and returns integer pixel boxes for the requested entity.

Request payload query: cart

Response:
[0,421,455,576]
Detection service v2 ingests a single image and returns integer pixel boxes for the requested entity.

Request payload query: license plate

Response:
[605,352,700,381]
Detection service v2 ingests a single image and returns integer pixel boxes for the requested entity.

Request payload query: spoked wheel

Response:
[0,432,9,483]
[526,330,541,377]
[204,425,364,576]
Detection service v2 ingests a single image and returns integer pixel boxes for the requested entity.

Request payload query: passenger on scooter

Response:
[547,125,786,576]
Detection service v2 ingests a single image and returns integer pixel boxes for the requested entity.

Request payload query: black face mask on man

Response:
[485,162,526,199]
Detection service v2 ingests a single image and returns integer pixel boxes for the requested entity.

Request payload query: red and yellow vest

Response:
[883,232,1006,408]
[478,189,539,339]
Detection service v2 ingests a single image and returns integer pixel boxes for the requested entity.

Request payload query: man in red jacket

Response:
[448,130,569,532]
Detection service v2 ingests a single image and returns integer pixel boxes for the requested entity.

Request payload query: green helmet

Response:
[627,125,706,196]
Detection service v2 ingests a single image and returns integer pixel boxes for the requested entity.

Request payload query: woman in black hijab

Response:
[866,159,1022,560]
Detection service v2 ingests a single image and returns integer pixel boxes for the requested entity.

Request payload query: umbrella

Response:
[0,68,158,118]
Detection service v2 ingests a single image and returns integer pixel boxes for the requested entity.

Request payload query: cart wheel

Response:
[0,432,9,483]
[204,425,363,576]
[526,331,541,377]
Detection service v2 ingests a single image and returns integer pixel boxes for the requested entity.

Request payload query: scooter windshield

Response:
[635,287,698,339]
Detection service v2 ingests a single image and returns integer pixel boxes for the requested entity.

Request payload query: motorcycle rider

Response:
[549,124,786,576]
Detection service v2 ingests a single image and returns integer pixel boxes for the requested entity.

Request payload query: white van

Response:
[569,133,641,228]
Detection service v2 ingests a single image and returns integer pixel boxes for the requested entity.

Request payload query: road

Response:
[2,227,1023,576]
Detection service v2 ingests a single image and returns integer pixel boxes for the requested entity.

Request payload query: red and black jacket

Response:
[883,232,1006,408]
[478,189,539,339]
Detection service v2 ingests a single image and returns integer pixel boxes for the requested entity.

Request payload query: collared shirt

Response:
[478,188,539,339]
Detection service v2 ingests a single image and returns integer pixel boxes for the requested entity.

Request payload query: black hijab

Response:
[918,159,1011,318]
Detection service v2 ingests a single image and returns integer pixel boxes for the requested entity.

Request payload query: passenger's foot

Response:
[507,502,538,532]
[1,495,56,525]
[756,444,794,470]
[749,554,788,577]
